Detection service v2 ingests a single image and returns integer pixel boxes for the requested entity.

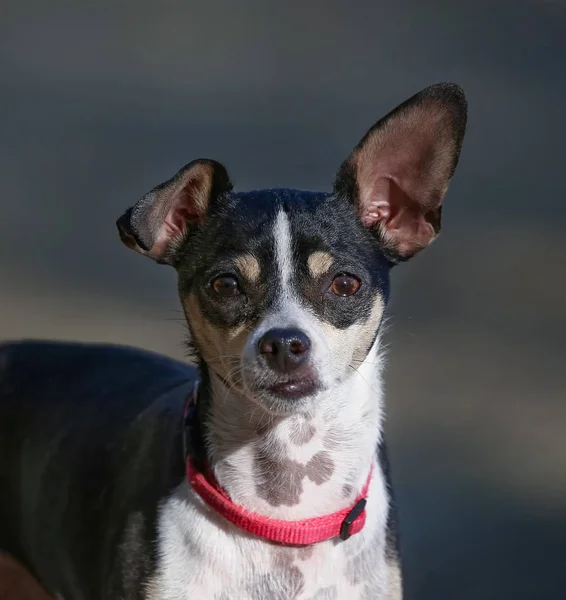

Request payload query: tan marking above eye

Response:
[316,293,384,367]
[307,251,334,278]
[234,254,261,282]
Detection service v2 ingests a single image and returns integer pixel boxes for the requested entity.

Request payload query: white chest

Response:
[147,476,391,600]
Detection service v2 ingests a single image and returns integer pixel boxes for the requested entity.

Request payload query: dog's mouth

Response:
[266,377,320,400]
[241,361,325,412]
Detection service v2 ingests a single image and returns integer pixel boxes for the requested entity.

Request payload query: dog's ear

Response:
[334,83,467,262]
[116,158,232,264]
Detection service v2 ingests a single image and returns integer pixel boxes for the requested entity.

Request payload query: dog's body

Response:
[0,340,398,599]
[0,83,466,599]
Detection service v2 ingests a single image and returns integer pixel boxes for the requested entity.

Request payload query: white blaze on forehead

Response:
[273,209,294,294]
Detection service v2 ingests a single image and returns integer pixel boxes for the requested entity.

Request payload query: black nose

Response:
[258,328,311,373]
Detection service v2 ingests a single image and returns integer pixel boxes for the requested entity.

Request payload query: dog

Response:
[0,82,467,599]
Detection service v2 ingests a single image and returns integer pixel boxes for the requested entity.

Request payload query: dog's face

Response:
[177,190,391,414]
[117,83,467,415]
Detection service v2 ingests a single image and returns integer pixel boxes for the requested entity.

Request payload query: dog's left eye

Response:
[212,275,241,297]
[330,273,361,297]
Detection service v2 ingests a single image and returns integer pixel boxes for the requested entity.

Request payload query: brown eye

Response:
[212,275,240,297]
[330,273,361,297]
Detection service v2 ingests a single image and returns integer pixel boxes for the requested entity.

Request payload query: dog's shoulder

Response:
[0,339,193,381]
[0,339,198,467]
[0,340,195,411]
[0,340,199,598]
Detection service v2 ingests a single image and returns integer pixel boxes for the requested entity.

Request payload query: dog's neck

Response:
[199,341,384,521]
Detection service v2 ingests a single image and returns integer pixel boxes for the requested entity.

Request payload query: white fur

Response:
[213,337,384,520]
[274,209,294,293]
[150,345,389,599]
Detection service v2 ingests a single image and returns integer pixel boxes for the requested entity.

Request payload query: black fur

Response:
[0,341,195,599]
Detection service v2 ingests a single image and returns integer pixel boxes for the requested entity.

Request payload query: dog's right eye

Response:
[330,273,361,297]
[212,275,241,297]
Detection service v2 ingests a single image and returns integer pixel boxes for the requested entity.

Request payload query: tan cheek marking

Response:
[183,294,249,384]
[307,251,334,278]
[235,254,261,282]
[184,294,217,357]
[351,294,385,363]
[317,294,385,368]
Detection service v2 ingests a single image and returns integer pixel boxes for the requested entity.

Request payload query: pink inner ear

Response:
[350,99,460,258]
[360,178,392,227]
[164,185,201,236]
[148,177,209,259]
[360,176,438,257]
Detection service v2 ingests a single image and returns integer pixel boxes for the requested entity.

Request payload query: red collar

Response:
[183,384,372,545]
[186,459,372,545]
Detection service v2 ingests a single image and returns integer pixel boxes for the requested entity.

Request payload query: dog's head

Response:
[118,83,466,415]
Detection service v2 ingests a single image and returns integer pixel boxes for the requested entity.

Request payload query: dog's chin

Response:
[247,376,324,416]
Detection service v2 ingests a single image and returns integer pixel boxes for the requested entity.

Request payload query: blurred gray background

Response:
[1,1,565,598]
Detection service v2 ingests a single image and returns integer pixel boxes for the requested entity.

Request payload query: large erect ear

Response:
[116,158,232,264]
[334,83,467,262]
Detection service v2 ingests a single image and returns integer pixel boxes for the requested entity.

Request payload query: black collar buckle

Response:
[340,498,367,541]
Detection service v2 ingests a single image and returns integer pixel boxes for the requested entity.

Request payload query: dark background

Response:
[1,1,565,598]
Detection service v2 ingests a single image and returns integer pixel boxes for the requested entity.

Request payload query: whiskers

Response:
[348,343,385,396]
[206,355,246,395]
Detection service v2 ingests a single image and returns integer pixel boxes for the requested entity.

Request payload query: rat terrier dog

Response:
[0,83,466,599]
